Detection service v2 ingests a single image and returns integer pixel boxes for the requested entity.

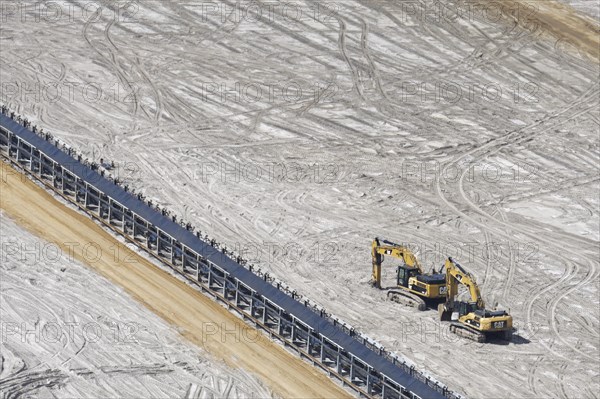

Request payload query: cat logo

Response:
[493,321,505,329]
[439,286,448,295]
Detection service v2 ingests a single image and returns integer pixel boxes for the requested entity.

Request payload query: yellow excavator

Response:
[439,257,513,343]
[371,238,447,310]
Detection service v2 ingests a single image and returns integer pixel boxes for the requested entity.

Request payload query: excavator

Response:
[439,257,513,343]
[371,237,447,310]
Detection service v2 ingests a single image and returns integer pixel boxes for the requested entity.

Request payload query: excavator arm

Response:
[371,237,422,288]
[443,257,485,309]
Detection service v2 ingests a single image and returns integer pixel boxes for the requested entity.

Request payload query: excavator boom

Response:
[371,237,423,288]
[443,257,485,309]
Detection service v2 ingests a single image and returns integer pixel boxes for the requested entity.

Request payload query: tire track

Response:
[336,16,365,100]
[497,206,516,301]
[432,83,600,385]
[547,258,599,361]
[527,356,541,395]
[0,282,75,370]
[358,17,392,104]
[104,17,163,123]
[80,6,140,116]
[481,223,495,293]
[0,369,68,399]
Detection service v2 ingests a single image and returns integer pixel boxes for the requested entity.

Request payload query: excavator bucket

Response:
[438,303,453,321]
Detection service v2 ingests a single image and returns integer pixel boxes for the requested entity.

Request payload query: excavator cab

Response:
[457,301,478,317]
[396,265,419,288]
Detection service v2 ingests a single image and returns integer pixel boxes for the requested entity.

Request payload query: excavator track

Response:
[387,289,427,311]
[449,322,486,343]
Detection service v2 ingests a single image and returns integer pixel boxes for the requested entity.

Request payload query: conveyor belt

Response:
[1,112,452,399]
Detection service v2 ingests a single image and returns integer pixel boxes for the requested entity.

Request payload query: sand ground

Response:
[1,0,599,397]
[0,161,350,399]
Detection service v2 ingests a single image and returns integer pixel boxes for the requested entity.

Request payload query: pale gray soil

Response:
[0,212,274,398]
[562,0,600,19]
[1,0,599,398]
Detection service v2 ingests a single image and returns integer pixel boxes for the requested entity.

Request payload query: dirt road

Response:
[506,0,599,61]
[0,161,350,399]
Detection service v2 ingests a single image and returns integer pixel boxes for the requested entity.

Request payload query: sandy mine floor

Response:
[0,219,274,399]
[561,0,600,19]
[1,0,599,398]
[0,161,350,398]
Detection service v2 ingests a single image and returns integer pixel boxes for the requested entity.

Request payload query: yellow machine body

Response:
[371,238,446,309]
[440,257,513,342]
